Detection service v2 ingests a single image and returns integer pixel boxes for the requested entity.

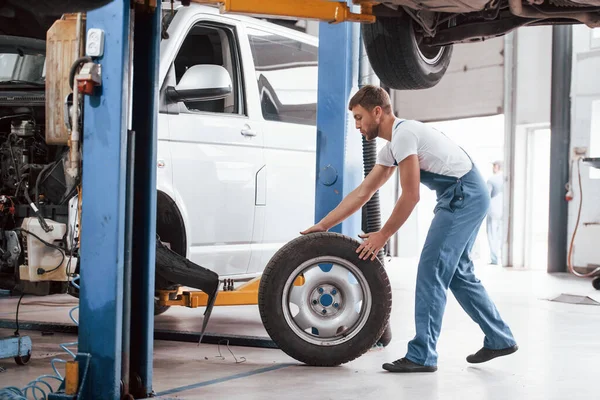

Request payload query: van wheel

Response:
[154,300,171,316]
[362,14,453,90]
[258,233,392,366]
[155,275,179,316]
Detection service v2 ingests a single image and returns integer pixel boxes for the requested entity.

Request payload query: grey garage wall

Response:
[392,37,505,122]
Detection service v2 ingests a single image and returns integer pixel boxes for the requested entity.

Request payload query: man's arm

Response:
[356,155,420,260]
[301,164,396,234]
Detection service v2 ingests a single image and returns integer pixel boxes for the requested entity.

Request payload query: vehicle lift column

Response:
[71,1,160,399]
[315,11,363,236]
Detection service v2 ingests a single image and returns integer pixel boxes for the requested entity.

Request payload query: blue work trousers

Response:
[405,166,516,366]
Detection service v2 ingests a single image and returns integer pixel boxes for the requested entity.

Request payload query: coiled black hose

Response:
[362,135,392,346]
[361,135,385,262]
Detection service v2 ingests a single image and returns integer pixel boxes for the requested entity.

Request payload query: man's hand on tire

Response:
[300,223,328,235]
[357,231,389,261]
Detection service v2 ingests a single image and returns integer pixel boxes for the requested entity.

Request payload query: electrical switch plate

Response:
[86,28,105,57]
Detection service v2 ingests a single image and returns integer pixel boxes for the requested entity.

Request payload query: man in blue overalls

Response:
[302,85,517,372]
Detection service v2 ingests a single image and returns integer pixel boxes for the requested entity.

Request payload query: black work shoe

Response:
[466,345,519,364]
[382,358,437,373]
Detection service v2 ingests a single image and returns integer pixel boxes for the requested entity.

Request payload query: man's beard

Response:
[365,126,379,141]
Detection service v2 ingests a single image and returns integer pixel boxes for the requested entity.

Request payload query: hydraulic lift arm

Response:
[185,0,377,24]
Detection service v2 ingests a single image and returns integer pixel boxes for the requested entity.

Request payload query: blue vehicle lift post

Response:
[315,13,363,237]
[71,1,160,399]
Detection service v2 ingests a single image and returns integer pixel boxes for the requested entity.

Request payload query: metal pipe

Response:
[66,13,84,185]
[502,31,518,268]
[66,78,81,191]
[547,25,572,273]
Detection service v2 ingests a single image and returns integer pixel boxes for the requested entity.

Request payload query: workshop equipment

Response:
[0,334,32,366]
[570,157,600,290]
[155,239,220,340]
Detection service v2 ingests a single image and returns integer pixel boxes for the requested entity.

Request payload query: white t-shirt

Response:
[376,119,472,178]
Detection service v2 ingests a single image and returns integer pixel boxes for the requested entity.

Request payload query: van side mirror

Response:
[166,65,232,103]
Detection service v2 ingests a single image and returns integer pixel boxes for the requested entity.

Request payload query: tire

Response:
[362,14,453,90]
[154,275,179,316]
[15,353,31,366]
[593,277,600,291]
[258,233,392,366]
[377,322,392,347]
[154,301,171,316]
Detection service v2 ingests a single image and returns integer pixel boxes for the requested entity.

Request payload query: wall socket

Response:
[573,146,588,156]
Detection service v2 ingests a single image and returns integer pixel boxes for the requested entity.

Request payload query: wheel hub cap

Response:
[309,284,343,316]
[282,257,372,346]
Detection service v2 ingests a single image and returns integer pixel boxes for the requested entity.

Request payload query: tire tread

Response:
[258,233,392,366]
[362,16,453,90]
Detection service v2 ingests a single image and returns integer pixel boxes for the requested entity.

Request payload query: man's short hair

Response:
[493,160,503,169]
[348,85,392,114]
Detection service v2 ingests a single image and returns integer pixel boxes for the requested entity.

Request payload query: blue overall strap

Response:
[392,119,406,167]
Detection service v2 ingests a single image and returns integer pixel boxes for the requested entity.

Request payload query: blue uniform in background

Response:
[487,172,504,265]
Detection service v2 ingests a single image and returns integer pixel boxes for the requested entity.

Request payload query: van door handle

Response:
[241,126,257,137]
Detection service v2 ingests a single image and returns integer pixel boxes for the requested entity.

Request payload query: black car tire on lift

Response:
[258,233,392,366]
[154,275,176,316]
[362,13,453,90]
[593,277,600,290]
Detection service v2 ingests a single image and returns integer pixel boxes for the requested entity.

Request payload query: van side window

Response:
[247,28,318,126]
[173,23,243,115]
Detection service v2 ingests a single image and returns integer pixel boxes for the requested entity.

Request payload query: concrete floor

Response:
[0,258,599,399]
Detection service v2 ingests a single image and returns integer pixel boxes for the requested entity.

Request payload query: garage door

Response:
[392,36,504,122]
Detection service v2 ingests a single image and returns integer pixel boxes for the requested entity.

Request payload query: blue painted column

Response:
[315,19,363,237]
[129,2,160,397]
[79,0,131,398]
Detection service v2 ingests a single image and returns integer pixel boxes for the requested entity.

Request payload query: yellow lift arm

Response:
[189,0,377,24]
[157,276,306,308]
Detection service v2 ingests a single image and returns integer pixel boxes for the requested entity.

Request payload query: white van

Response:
[155,4,318,285]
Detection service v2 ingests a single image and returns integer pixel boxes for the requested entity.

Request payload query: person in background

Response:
[486,161,503,265]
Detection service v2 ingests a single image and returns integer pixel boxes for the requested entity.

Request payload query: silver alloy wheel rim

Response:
[281,256,372,346]
[411,26,445,65]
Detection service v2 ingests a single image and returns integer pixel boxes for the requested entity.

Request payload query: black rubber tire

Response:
[258,232,392,367]
[154,302,171,316]
[154,275,179,316]
[362,14,453,90]
[593,277,600,290]
[15,353,31,366]
[377,322,393,347]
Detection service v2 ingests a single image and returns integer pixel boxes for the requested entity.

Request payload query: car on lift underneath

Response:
[363,0,600,90]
